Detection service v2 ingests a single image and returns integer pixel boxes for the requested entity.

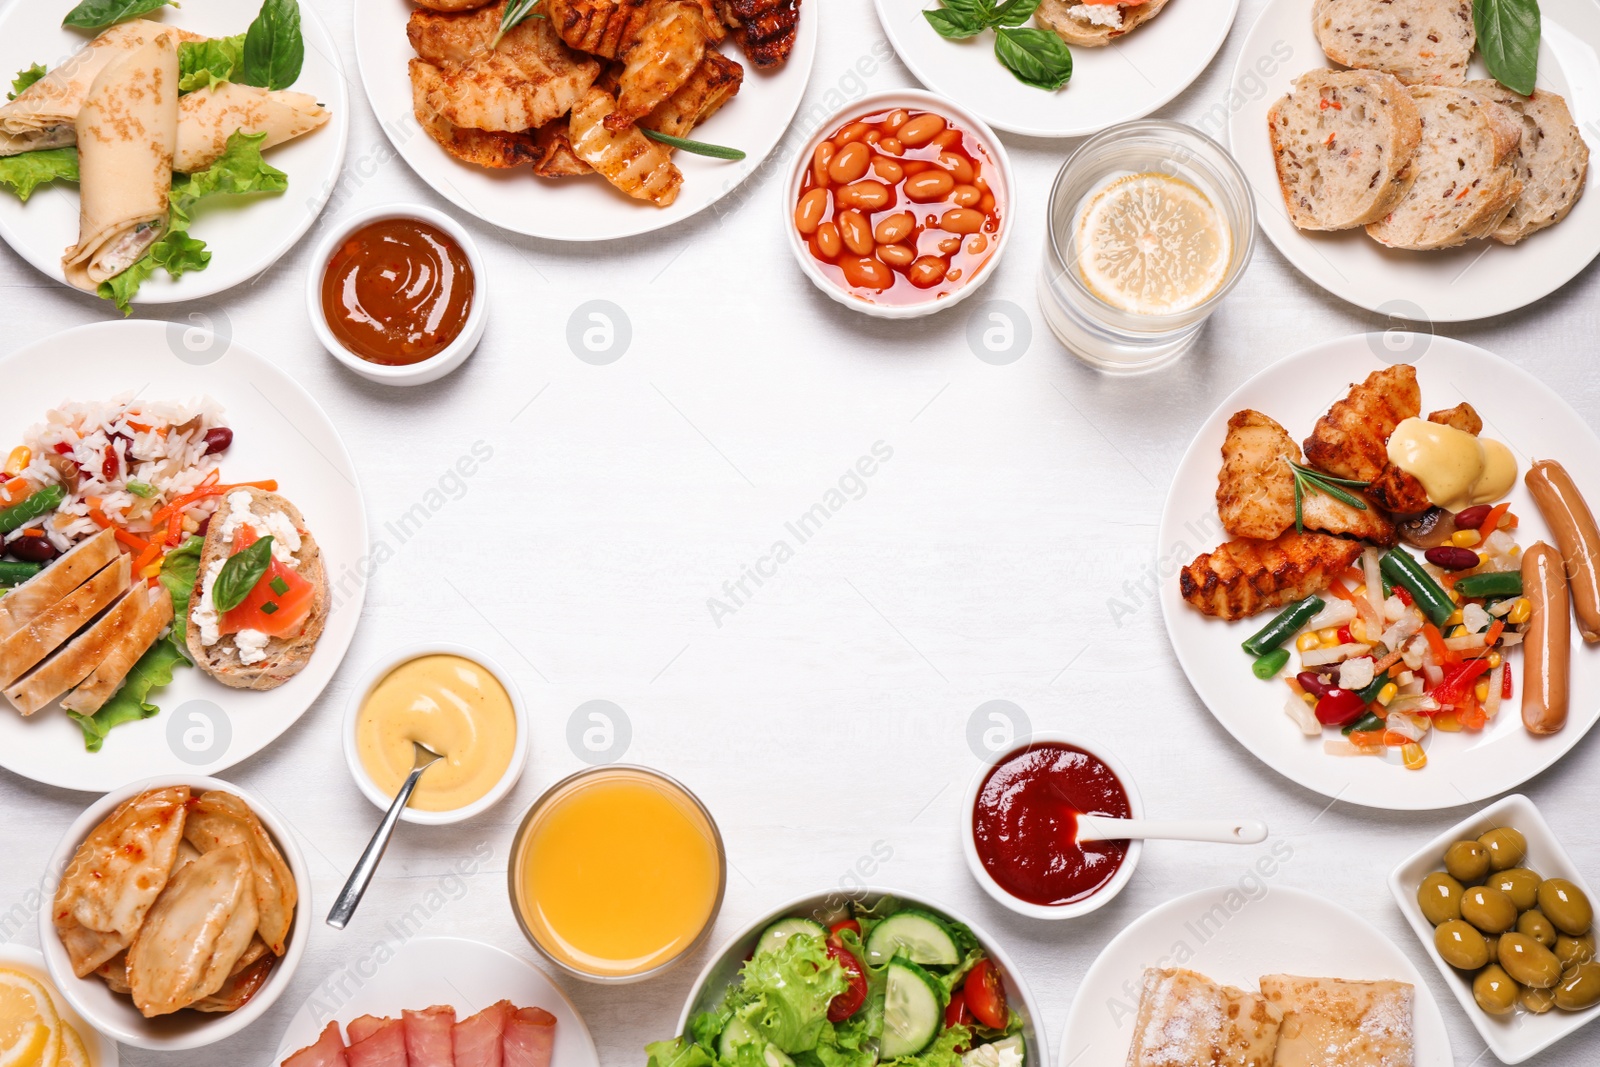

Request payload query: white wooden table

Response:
[1,1,1597,1065]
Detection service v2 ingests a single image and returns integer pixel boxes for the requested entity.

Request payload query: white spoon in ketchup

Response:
[1075,816,1269,845]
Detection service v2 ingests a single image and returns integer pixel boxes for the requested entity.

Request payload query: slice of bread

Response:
[1464,80,1590,244]
[186,490,328,691]
[1269,70,1422,231]
[1036,0,1170,47]
[1312,0,1475,86]
[1366,85,1524,250]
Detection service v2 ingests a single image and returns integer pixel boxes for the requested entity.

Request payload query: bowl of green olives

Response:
[1391,794,1600,1064]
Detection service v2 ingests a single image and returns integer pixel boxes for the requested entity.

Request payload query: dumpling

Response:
[126,844,258,1017]
[182,790,297,956]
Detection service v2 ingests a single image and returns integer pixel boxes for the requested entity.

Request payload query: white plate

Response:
[1390,794,1600,1064]
[1227,0,1600,322]
[351,0,818,242]
[0,944,119,1067]
[1158,333,1600,811]
[1059,885,1452,1067]
[0,320,367,793]
[271,936,600,1067]
[0,1,349,306]
[875,0,1241,139]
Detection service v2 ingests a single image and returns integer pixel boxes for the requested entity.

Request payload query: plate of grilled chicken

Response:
[354,0,815,241]
[1158,334,1600,810]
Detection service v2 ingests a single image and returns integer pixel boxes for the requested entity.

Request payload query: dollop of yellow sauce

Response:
[1386,417,1518,512]
[357,655,516,812]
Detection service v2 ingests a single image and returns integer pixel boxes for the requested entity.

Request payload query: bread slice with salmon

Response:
[185,488,328,691]
[1036,0,1171,47]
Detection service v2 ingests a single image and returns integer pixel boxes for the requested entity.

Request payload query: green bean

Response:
[0,561,42,586]
[1242,595,1325,657]
[0,483,65,534]
[1342,710,1385,737]
[1253,648,1291,679]
[1454,572,1523,600]
[1380,548,1454,626]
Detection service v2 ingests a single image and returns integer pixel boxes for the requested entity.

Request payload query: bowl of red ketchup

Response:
[963,733,1143,920]
[307,203,487,386]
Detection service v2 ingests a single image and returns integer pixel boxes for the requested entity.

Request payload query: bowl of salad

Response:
[645,889,1044,1067]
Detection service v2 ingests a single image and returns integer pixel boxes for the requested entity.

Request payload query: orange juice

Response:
[511,767,724,980]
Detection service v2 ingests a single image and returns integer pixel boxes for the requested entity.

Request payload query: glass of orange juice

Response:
[509,765,726,982]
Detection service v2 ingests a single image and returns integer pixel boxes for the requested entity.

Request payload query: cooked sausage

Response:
[1521,542,1571,736]
[1526,460,1600,642]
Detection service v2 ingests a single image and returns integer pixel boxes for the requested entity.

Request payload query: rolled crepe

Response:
[0,21,186,156]
[62,32,179,292]
[175,83,330,173]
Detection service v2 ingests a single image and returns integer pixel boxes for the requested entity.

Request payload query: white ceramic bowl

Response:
[39,776,310,1051]
[783,89,1014,320]
[305,203,488,386]
[961,732,1144,920]
[1389,793,1600,1064]
[343,642,529,826]
[672,888,1049,1067]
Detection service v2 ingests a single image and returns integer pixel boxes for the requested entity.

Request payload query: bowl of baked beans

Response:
[786,89,1013,318]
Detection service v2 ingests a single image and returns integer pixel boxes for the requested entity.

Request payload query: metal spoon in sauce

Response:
[327,741,444,930]
[1076,816,1269,845]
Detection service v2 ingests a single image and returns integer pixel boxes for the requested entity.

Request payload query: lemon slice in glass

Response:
[1076,172,1232,317]
[0,968,61,1067]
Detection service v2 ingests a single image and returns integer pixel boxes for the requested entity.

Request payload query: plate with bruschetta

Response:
[350,0,818,242]
[0,319,366,793]
[1158,333,1600,810]
[876,0,1241,138]
[1228,0,1600,322]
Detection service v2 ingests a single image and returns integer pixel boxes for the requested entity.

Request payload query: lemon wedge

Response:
[0,968,61,1067]
[1076,172,1232,317]
[55,1026,87,1067]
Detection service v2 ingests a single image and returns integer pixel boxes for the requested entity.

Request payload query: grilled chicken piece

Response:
[1303,365,1420,483]
[1366,403,1487,517]
[1180,532,1365,621]
[547,0,653,58]
[695,0,729,41]
[606,0,710,130]
[718,0,800,67]
[410,59,547,167]
[568,86,683,204]
[413,0,496,8]
[1429,402,1483,436]
[530,119,593,176]
[408,1,602,132]
[640,50,743,139]
[1218,410,1395,545]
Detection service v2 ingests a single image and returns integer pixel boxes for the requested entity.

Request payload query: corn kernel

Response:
[1475,681,1491,702]
[1403,743,1428,770]
[1488,652,1502,669]
[1445,608,1464,628]
[1320,634,1342,649]
[1297,632,1320,652]
[1302,693,1316,707]
[1377,683,1398,707]
[1318,627,1340,643]
[139,562,162,579]
[1450,588,1463,604]
[1479,552,1492,567]
[1508,598,1532,625]
[1435,711,1463,733]
[1351,618,1368,642]
[1452,530,1482,547]
[2,446,28,477]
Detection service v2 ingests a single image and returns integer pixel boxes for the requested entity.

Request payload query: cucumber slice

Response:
[719,1017,795,1067]
[865,910,960,967]
[754,917,828,958]
[881,957,944,1059]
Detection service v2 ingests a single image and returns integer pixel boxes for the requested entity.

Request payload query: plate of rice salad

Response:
[0,319,366,793]
[1159,334,1600,811]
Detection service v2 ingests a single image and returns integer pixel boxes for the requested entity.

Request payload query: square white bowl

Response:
[1388,794,1600,1063]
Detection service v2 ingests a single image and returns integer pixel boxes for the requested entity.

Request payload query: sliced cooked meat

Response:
[410,58,547,167]
[718,0,800,67]
[413,0,497,8]
[1303,365,1421,483]
[640,50,743,139]
[530,118,593,177]
[606,0,709,130]
[1180,532,1365,621]
[568,86,683,205]
[547,0,653,58]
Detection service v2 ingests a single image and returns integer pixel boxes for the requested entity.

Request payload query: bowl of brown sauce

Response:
[308,204,486,385]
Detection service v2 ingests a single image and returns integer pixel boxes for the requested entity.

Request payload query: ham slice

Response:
[503,1007,557,1067]
[283,1022,349,1067]
[454,1001,513,1067]
[347,1017,407,1067]
[405,1005,458,1067]
[347,1016,393,1044]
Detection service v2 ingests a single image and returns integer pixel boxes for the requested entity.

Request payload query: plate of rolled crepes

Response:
[0,0,347,312]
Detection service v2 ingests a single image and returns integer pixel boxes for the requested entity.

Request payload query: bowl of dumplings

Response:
[38,776,309,1050]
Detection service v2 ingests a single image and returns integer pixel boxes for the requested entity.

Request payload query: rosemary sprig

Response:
[1287,459,1370,533]
[641,128,746,161]
[492,0,543,48]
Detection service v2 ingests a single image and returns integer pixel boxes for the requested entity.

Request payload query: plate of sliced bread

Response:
[0,320,366,793]
[1230,0,1600,322]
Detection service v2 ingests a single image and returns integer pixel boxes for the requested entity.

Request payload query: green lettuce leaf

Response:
[886,1026,972,1067]
[159,535,205,654]
[732,934,847,1054]
[66,638,189,753]
[645,1038,716,1067]
[0,148,79,202]
[9,63,47,100]
[178,35,246,92]
[801,1021,877,1067]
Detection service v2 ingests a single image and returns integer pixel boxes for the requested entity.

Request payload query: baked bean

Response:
[836,121,872,144]
[967,234,988,255]
[865,130,881,145]
[884,109,909,132]
[794,188,828,234]
[974,177,989,191]
[838,210,874,256]
[905,171,955,203]
[937,236,962,255]
[813,141,835,186]
[951,184,982,208]
[938,151,974,184]
[874,211,915,244]
[871,156,904,184]
[879,243,914,268]
[932,128,963,151]
[878,137,904,156]
[979,192,996,213]
[908,256,947,288]
[841,256,893,290]
[836,180,891,211]
[898,113,946,147]
[941,208,986,234]
[900,160,932,178]
[816,221,842,259]
[828,142,871,184]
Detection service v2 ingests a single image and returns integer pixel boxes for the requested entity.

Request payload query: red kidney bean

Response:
[203,427,234,455]
[1315,688,1368,727]
[1426,546,1483,570]
[1454,504,1493,529]
[1297,671,1335,700]
[8,536,59,562]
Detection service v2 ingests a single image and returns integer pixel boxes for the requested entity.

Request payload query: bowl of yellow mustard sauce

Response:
[343,642,528,825]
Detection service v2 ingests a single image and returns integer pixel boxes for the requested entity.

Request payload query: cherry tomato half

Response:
[944,995,973,1029]
[963,958,1008,1030]
[827,919,861,948]
[1314,687,1368,727]
[826,945,868,1022]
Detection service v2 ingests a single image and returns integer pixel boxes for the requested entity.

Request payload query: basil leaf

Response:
[924,7,987,39]
[61,0,177,31]
[241,0,304,91]
[1474,0,1540,96]
[212,535,274,614]
[9,63,47,100]
[993,27,1073,91]
[993,0,1044,27]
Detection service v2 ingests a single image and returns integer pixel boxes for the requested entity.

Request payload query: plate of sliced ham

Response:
[272,937,597,1067]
